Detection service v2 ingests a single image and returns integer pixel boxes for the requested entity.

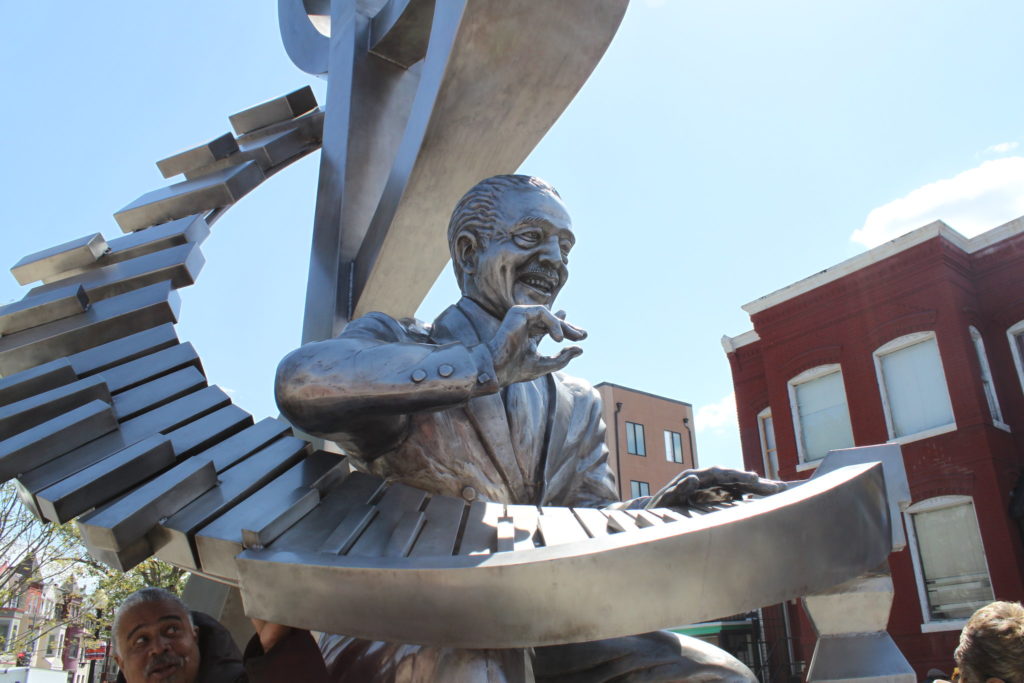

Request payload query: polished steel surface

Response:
[236,462,889,648]
[0,359,77,405]
[157,132,240,179]
[0,399,117,481]
[11,232,108,286]
[228,86,318,135]
[0,284,89,335]
[805,634,915,683]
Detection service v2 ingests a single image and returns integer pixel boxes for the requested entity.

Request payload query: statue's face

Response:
[459,187,574,317]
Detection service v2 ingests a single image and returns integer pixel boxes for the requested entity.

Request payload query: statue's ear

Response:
[455,233,478,274]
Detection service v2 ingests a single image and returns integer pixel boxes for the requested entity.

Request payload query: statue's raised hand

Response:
[487,306,586,387]
[646,465,787,509]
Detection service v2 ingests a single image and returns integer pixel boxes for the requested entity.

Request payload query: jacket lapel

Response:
[539,371,574,504]
[431,303,528,500]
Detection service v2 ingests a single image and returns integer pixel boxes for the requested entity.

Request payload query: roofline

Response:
[593,381,693,407]
[740,215,1024,316]
[720,330,760,353]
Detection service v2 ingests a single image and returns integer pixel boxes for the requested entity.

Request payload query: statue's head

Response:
[447,175,574,318]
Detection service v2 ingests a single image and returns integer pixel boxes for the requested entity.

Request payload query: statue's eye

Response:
[514,229,542,246]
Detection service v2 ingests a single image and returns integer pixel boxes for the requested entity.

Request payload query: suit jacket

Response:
[277,297,617,507]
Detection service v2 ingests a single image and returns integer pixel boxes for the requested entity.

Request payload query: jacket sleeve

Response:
[275,312,498,460]
[243,629,329,683]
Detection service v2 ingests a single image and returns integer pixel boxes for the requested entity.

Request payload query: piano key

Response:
[197,417,293,473]
[229,86,317,135]
[319,504,377,556]
[572,507,611,538]
[81,533,154,573]
[506,504,541,550]
[649,507,691,523]
[112,367,207,421]
[407,495,466,558]
[537,507,590,547]
[16,385,230,500]
[346,483,428,558]
[0,400,117,481]
[0,285,89,336]
[0,375,111,441]
[604,509,641,533]
[628,510,667,528]
[114,161,264,233]
[157,133,239,178]
[152,436,311,568]
[457,501,504,556]
[195,451,347,580]
[0,282,180,376]
[0,359,77,407]
[28,243,204,304]
[166,404,252,460]
[77,456,217,551]
[66,323,178,376]
[101,215,210,264]
[183,128,314,181]
[36,434,175,523]
[383,510,427,558]
[495,517,515,553]
[268,471,386,553]
[11,233,108,286]
[241,488,321,549]
[101,343,202,394]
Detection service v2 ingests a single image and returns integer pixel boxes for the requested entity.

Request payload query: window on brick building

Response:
[874,332,955,441]
[625,422,646,456]
[969,326,1005,428]
[905,496,994,629]
[1007,320,1024,399]
[663,430,684,463]
[787,364,855,465]
[757,408,779,479]
[630,480,650,498]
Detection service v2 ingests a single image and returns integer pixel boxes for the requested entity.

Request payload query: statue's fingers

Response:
[535,346,583,374]
[561,319,588,341]
[664,474,700,505]
[695,466,757,487]
[745,478,788,495]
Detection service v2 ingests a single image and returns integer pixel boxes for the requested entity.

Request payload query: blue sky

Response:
[2,2,1024,471]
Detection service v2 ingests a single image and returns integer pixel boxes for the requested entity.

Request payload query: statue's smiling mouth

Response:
[518,272,557,295]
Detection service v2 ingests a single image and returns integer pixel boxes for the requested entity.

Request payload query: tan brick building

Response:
[595,382,696,501]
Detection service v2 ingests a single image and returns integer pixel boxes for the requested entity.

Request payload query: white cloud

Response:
[851,156,1024,248]
[986,141,1019,154]
[695,392,737,434]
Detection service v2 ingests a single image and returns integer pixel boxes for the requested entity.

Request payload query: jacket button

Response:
[461,486,477,502]
[411,369,427,383]
[438,363,454,377]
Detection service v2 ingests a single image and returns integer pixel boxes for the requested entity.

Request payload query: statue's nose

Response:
[537,236,563,266]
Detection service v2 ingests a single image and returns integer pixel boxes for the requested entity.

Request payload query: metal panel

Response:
[506,504,541,550]
[0,400,117,481]
[346,482,427,558]
[113,161,265,233]
[36,434,176,523]
[537,506,589,546]
[407,494,465,558]
[0,282,180,376]
[228,86,318,135]
[101,215,210,263]
[572,507,611,538]
[111,367,207,421]
[183,127,319,181]
[236,462,891,648]
[194,417,293,473]
[0,375,111,440]
[100,343,202,393]
[0,285,89,335]
[196,451,347,580]
[11,233,108,286]
[241,489,321,549]
[77,456,217,553]
[165,405,253,461]
[157,133,240,178]
[66,323,179,376]
[29,243,205,304]
[269,471,385,554]
[152,436,310,569]
[0,359,77,406]
[457,500,503,556]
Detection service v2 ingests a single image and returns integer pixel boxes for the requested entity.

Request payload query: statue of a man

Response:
[276,175,776,682]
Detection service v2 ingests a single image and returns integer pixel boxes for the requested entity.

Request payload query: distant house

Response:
[722,218,1024,679]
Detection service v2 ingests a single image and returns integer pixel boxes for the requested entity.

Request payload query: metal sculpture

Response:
[0,1,917,680]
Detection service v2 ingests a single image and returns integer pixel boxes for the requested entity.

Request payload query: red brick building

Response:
[722,218,1024,679]
[595,382,696,501]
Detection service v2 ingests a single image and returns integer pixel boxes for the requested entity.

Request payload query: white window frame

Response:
[904,495,994,633]
[969,326,1008,431]
[787,363,854,471]
[757,407,779,480]
[1007,320,1024,399]
[873,331,957,444]
[663,430,684,463]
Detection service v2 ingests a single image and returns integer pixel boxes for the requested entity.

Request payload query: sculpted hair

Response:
[955,601,1024,683]
[447,174,561,289]
[112,587,193,654]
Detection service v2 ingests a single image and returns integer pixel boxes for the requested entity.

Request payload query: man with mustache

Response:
[276,174,779,681]
[113,587,329,682]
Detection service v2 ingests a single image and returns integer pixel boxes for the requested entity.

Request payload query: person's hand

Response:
[250,618,292,653]
[646,466,787,509]
[487,306,586,386]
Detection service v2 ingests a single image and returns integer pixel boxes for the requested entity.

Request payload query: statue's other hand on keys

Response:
[645,466,787,510]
